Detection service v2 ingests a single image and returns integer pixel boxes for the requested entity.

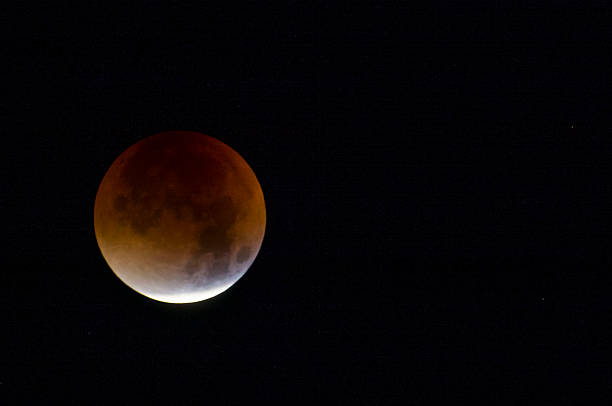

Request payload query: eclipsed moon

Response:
[94,131,266,303]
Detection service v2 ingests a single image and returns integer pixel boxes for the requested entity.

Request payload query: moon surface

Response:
[94,131,266,303]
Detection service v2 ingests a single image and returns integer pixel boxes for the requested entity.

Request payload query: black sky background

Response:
[3,1,611,402]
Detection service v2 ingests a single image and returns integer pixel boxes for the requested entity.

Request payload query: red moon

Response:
[94,131,266,303]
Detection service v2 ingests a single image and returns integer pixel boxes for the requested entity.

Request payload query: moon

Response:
[94,131,266,303]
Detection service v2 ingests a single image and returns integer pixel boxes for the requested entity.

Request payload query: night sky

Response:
[4,2,611,402]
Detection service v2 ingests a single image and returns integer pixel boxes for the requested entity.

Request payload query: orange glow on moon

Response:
[94,131,266,303]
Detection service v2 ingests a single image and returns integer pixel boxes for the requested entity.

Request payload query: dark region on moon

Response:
[110,133,254,242]
[183,195,239,277]
[236,246,251,264]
